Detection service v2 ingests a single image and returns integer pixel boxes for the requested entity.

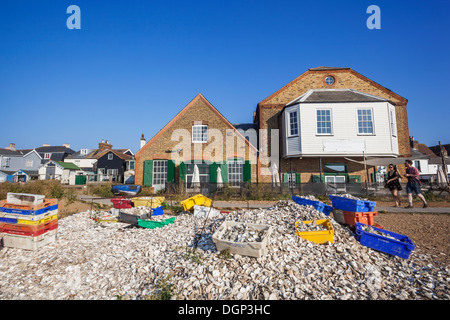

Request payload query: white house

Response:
[39,161,83,185]
[282,89,399,158]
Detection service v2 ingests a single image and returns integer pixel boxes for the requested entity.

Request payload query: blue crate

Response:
[292,196,328,214]
[355,222,415,259]
[151,206,164,216]
[328,195,376,212]
[0,204,58,216]
[323,204,333,216]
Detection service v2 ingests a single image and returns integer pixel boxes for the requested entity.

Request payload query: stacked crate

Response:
[0,193,58,250]
[328,195,378,227]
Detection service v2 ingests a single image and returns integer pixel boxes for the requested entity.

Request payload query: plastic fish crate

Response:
[6,193,45,206]
[0,208,58,222]
[328,195,376,212]
[295,219,334,244]
[2,229,57,251]
[111,198,133,209]
[0,199,58,216]
[0,214,57,225]
[212,221,273,258]
[131,197,165,208]
[181,194,212,211]
[0,219,58,237]
[292,196,326,212]
[119,211,152,224]
[342,211,377,226]
[355,222,415,259]
[137,217,175,229]
[151,206,163,216]
[323,204,333,216]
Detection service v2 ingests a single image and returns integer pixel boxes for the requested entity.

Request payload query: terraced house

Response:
[135,94,258,192]
[254,67,410,186]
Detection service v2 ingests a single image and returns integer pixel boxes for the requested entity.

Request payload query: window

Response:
[324,163,348,174]
[44,153,51,160]
[107,169,118,175]
[108,153,113,160]
[186,162,209,188]
[287,172,297,188]
[192,125,208,143]
[288,111,299,136]
[325,76,335,85]
[3,157,10,168]
[26,160,33,167]
[414,161,421,173]
[227,160,244,187]
[317,109,332,135]
[390,109,396,136]
[81,149,88,155]
[357,109,374,134]
[153,160,168,186]
[127,161,135,171]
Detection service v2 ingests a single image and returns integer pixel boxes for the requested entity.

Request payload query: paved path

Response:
[77,195,450,214]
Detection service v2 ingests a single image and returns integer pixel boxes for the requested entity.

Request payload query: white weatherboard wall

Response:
[283,102,399,157]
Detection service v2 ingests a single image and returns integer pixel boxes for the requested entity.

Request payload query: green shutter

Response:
[179,162,186,182]
[283,173,289,182]
[312,175,321,183]
[221,162,228,183]
[167,160,175,182]
[210,162,220,183]
[243,160,251,182]
[296,173,301,183]
[143,160,153,187]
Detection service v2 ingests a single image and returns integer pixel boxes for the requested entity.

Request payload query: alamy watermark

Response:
[367,5,381,29]
[67,5,81,29]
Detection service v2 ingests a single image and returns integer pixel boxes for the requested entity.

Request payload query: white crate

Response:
[1,209,58,222]
[6,193,45,206]
[2,229,57,251]
[193,205,220,218]
[212,221,273,258]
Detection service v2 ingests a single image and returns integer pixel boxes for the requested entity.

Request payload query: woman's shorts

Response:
[406,182,422,195]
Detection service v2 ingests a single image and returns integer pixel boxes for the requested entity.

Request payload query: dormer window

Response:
[80,149,88,155]
[192,125,208,143]
[108,153,113,160]
[44,153,51,160]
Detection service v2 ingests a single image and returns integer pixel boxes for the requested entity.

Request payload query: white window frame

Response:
[287,110,299,137]
[153,160,168,187]
[357,108,375,135]
[107,169,118,175]
[192,125,208,143]
[108,153,113,160]
[3,157,11,168]
[316,108,333,135]
[44,153,51,160]
[287,172,297,188]
[227,159,244,187]
[26,160,33,167]
[389,108,397,137]
[127,160,135,171]
[80,149,88,155]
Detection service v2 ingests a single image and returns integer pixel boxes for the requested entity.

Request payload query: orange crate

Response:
[0,198,58,211]
[342,211,377,226]
[0,219,58,236]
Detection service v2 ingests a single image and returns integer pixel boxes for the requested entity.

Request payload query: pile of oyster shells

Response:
[0,200,448,300]
[360,224,397,241]
[295,219,328,232]
[220,224,267,243]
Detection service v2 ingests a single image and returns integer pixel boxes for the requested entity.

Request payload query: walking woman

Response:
[385,164,402,207]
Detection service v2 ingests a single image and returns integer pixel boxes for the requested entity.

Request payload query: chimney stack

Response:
[140,134,146,149]
[63,143,71,149]
[98,140,113,152]
[6,143,16,151]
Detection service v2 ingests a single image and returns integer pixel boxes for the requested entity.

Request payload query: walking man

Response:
[403,160,428,208]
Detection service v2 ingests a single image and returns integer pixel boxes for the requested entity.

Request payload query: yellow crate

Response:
[181,194,212,211]
[18,214,58,226]
[295,219,334,244]
[131,197,165,208]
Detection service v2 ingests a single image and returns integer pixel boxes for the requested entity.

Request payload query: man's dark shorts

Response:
[406,182,422,195]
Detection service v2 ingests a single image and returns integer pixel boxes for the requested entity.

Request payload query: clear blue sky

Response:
[1,0,449,153]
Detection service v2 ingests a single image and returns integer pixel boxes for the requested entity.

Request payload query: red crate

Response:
[0,198,58,211]
[342,211,377,226]
[111,198,133,209]
[0,219,58,237]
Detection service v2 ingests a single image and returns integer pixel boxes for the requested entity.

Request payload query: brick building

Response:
[135,94,258,192]
[254,67,410,184]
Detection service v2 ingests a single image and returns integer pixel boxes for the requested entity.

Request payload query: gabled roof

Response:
[286,89,390,106]
[35,146,76,154]
[136,93,258,157]
[259,67,408,106]
[93,149,133,160]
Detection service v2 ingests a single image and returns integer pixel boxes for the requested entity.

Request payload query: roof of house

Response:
[35,146,76,154]
[286,89,390,106]
[55,161,81,170]
[65,149,97,159]
[92,149,133,160]
[429,144,450,157]
[0,148,23,156]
